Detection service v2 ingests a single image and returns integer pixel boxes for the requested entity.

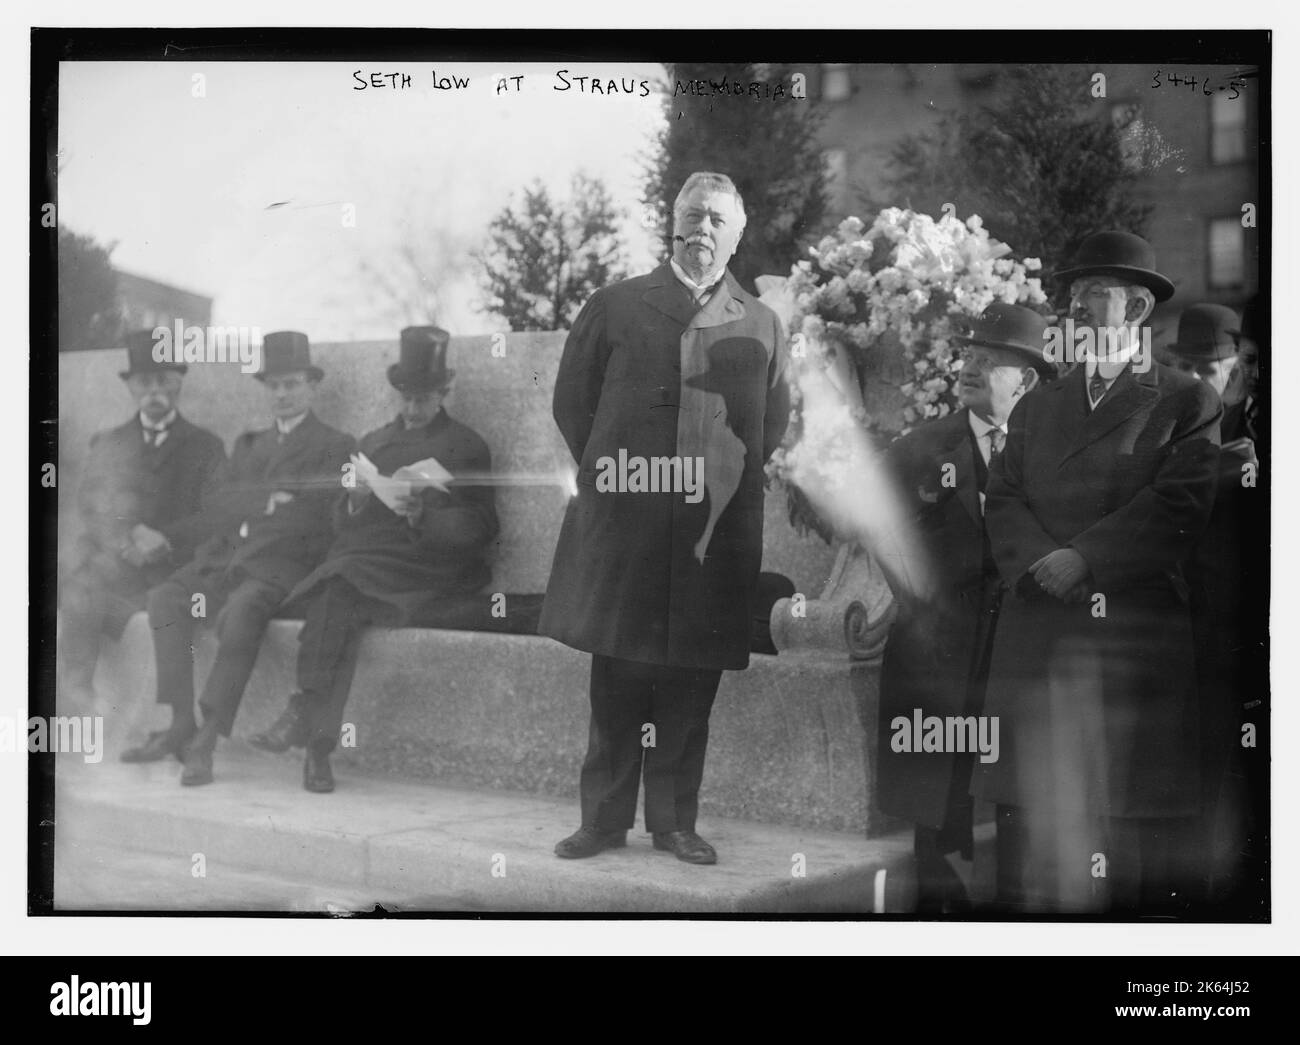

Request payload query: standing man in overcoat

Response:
[976,232,1222,913]
[877,303,1055,912]
[123,332,354,784]
[61,330,225,707]
[541,171,790,865]
[249,327,499,793]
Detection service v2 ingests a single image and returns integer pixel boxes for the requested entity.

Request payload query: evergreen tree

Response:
[58,227,121,352]
[884,64,1153,309]
[478,173,627,332]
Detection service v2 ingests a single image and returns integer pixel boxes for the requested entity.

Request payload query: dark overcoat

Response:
[539,263,790,671]
[975,362,1221,819]
[73,413,226,572]
[877,408,1002,832]
[285,410,499,625]
[189,411,355,592]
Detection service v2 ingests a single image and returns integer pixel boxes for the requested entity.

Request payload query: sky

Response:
[58,61,667,338]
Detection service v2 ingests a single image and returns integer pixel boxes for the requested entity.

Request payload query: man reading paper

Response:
[249,326,499,792]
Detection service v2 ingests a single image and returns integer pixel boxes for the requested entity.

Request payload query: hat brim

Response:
[1055,264,1175,302]
[120,363,188,379]
[387,363,453,392]
[1166,341,1238,361]
[255,366,325,383]
[955,335,1057,376]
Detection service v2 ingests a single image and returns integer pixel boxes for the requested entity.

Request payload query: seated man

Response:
[249,326,499,793]
[60,330,225,708]
[121,331,354,784]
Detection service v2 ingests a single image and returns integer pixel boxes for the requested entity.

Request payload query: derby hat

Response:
[1055,230,1175,302]
[1167,304,1240,361]
[388,326,454,392]
[956,302,1056,376]
[119,328,188,379]
[255,330,323,382]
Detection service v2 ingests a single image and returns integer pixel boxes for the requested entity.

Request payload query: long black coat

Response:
[877,408,1002,833]
[72,413,226,572]
[286,410,499,625]
[539,263,790,671]
[188,411,355,592]
[976,362,1221,819]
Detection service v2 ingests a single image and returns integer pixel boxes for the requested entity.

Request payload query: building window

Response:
[1208,218,1245,288]
[821,64,851,102]
[1210,92,1247,164]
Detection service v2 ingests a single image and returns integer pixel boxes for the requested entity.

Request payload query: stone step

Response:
[54,745,921,914]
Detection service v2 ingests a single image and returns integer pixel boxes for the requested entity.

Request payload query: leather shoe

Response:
[554,826,628,859]
[653,830,717,865]
[121,727,192,763]
[180,744,214,786]
[303,744,335,793]
[248,701,308,753]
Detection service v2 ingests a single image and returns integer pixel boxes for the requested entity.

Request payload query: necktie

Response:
[1088,370,1108,409]
[143,425,168,447]
[987,428,1004,461]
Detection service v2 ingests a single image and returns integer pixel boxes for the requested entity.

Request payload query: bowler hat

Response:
[388,326,454,392]
[1055,230,1175,302]
[255,331,323,382]
[1167,304,1240,361]
[119,328,187,379]
[955,302,1056,377]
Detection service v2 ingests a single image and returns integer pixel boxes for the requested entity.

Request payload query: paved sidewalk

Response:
[53,744,917,914]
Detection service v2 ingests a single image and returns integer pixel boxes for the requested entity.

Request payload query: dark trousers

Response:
[295,576,386,750]
[995,804,1201,915]
[60,550,159,689]
[579,654,723,834]
[148,564,287,734]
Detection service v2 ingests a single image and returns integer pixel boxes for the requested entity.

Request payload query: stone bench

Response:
[89,613,890,836]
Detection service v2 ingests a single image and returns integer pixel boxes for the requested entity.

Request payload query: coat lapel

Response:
[641,263,699,328]
[943,412,982,527]
[688,271,747,330]
[1061,364,1159,464]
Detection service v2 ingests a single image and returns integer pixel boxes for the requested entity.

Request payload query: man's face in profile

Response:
[126,370,182,422]
[957,346,1032,424]
[672,188,744,278]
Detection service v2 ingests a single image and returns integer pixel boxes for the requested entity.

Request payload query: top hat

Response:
[955,302,1055,376]
[255,331,323,382]
[119,328,188,379]
[1055,230,1175,302]
[1167,304,1240,361]
[388,326,454,392]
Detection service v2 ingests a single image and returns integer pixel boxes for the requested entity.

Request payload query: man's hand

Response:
[129,523,171,564]
[1029,548,1090,600]
[265,491,295,515]
[392,491,425,526]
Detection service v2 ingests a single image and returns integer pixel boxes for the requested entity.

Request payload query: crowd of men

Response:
[58,171,1266,915]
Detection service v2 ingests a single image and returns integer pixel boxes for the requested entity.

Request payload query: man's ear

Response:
[1126,287,1155,326]
[1018,367,1042,396]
